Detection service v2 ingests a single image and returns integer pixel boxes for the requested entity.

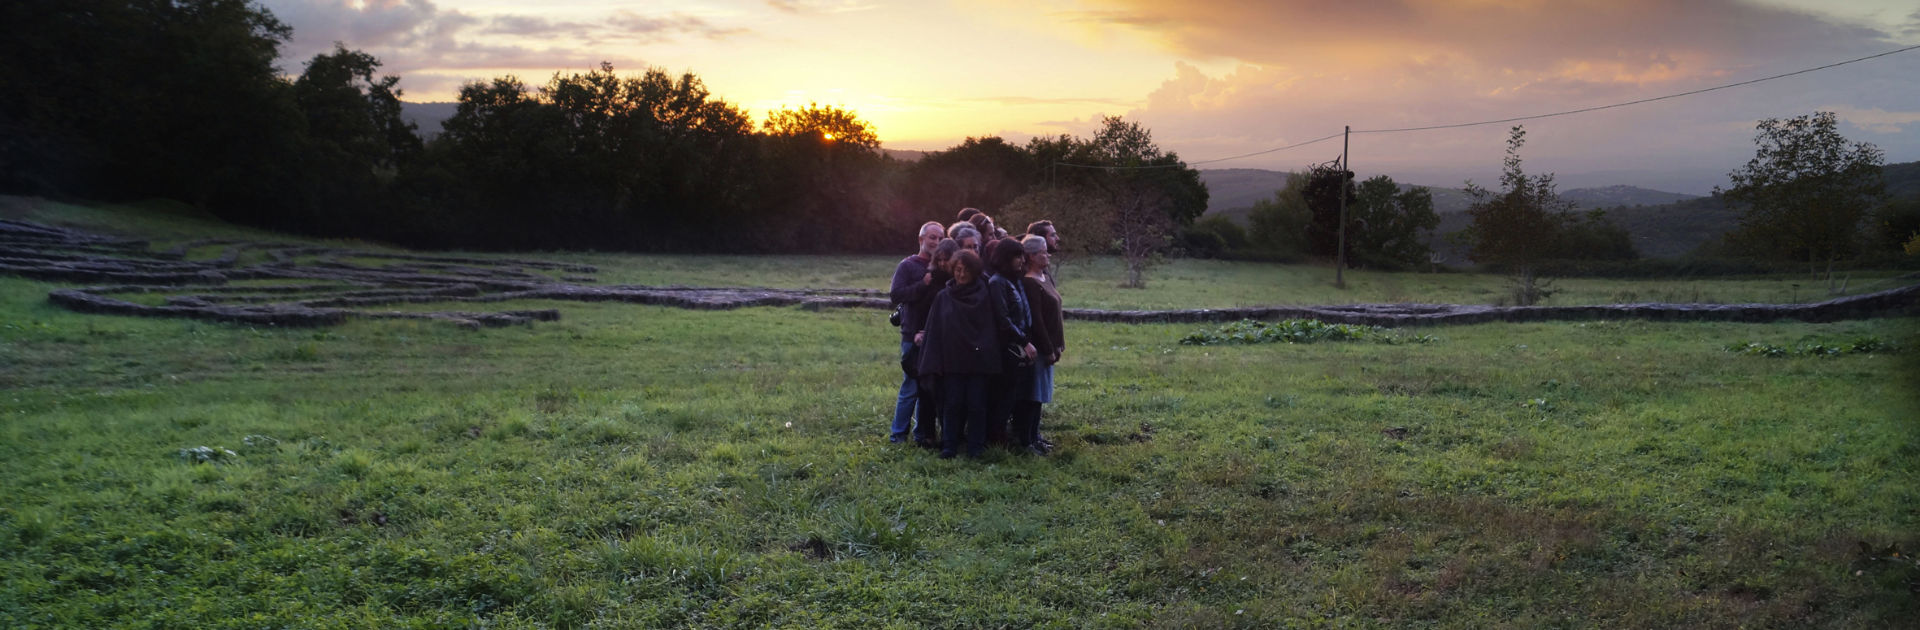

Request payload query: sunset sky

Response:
[260,0,1920,193]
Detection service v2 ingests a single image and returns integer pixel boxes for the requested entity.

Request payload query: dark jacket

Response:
[888,253,936,342]
[1022,275,1064,364]
[918,278,1001,377]
[988,273,1031,350]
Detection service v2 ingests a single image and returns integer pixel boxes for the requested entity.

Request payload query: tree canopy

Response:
[1717,111,1885,269]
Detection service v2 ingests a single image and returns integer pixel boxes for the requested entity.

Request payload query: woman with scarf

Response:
[917,249,1001,459]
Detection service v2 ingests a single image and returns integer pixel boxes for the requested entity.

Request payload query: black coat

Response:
[917,278,1001,377]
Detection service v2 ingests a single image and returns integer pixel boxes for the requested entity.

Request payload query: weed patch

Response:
[1179,318,1437,346]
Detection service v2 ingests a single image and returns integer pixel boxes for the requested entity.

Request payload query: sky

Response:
[259,0,1920,194]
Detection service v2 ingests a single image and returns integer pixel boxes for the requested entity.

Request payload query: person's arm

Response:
[990,278,1031,354]
[888,260,930,305]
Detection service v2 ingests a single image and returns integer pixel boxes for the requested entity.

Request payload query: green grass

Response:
[2,273,1916,627]
[1,198,1917,627]
[548,253,1913,309]
[8,196,1911,311]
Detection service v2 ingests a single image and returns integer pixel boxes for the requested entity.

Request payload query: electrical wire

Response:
[1050,43,1920,169]
[1353,43,1920,134]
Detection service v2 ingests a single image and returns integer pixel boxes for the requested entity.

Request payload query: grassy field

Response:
[1,199,1918,627]
[3,196,1912,311]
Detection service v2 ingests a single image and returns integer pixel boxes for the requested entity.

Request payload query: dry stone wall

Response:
[3,218,1915,329]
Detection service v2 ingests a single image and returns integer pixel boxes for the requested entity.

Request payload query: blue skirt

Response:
[1029,363,1054,403]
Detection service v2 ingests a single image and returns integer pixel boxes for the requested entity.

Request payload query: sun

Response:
[823,132,836,141]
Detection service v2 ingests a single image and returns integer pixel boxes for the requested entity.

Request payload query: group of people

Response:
[889,208,1066,458]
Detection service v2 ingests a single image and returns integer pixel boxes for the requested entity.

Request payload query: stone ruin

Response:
[2,218,1915,329]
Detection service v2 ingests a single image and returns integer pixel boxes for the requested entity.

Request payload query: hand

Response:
[1049,351,1061,365]
[914,331,925,346]
[923,272,933,285]
[1023,343,1037,360]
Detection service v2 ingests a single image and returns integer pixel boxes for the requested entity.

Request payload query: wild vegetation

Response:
[2,200,1917,627]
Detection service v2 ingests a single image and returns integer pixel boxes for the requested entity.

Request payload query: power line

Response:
[1353,43,1920,134]
[1051,43,1920,169]
[1052,132,1343,171]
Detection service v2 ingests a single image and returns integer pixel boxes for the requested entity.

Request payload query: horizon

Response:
[272,1,1920,195]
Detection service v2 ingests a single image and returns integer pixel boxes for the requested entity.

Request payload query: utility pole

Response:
[1335,125,1349,289]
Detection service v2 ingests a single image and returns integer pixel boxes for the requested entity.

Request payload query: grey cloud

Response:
[480,15,599,38]
[966,96,1136,107]
[607,11,748,40]
[261,0,738,95]
[1070,0,1892,74]
[1076,1,1918,191]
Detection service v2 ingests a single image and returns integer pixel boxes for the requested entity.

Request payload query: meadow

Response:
[1,199,1916,628]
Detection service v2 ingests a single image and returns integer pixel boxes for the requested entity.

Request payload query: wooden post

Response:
[1336,125,1349,289]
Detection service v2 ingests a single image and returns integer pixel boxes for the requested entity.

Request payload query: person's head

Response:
[957,207,982,223]
[1021,235,1050,275]
[915,221,945,256]
[951,249,983,285]
[988,236,1027,277]
[949,223,981,252]
[968,214,994,241]
[1027,220,1060,254]
[930,238,960,272]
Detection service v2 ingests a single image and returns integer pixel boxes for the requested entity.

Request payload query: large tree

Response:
[1457,126,1576,305]
[1348,175,1439,270]
[1245,173,1313,260]
[759,103,894,252]
[1717,111,1885,275]
[905,136,1036,215]
[1,0,304,216]
[288,45,421,233]
[1052,116,1208,288]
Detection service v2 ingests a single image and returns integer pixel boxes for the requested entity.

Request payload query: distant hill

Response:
[1884,160,1920,199]
[883,148,928,162]
[401,101,458,138]
[1561,185,1700,209]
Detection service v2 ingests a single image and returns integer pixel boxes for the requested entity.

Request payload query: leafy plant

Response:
[1724,336,1895,357]
[174,446,238,464]
[1179,318,1435,346]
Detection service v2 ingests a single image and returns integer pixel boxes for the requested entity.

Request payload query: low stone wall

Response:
[4,218,1915,329]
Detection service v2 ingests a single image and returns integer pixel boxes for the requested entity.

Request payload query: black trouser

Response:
[1012,400,1042,447]
[912,377,940,444]
[988,362,1033,446]
[940,374,990,456]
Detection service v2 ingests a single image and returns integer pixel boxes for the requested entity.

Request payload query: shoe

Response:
[1034,441,1054,454]
[938,450,957,459]
[1025,444,1049,457]
[914,438,940,449]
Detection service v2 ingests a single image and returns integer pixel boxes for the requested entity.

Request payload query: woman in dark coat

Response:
[985,237,1036,451]
[917,249,1000,458]
[1016,235,1064,454]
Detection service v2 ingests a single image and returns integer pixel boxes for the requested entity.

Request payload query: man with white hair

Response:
[886,221,945,445]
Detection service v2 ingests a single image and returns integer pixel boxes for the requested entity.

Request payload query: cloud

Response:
[479,15,597,38]
[1825,105,1920,133]
[1047,0,1918,192]
[607,11,748,40]
[762,0,879,14]
[965,96,1138,107]
[261,0,747,94]
[1067,0,1891,76]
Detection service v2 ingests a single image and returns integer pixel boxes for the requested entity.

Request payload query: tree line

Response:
[4,2,1908,283]
[0,1,1212,258]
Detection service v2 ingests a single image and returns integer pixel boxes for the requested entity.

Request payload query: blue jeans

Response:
[891,341,933,441]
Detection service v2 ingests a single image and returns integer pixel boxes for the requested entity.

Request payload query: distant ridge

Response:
[400,101,458,138]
